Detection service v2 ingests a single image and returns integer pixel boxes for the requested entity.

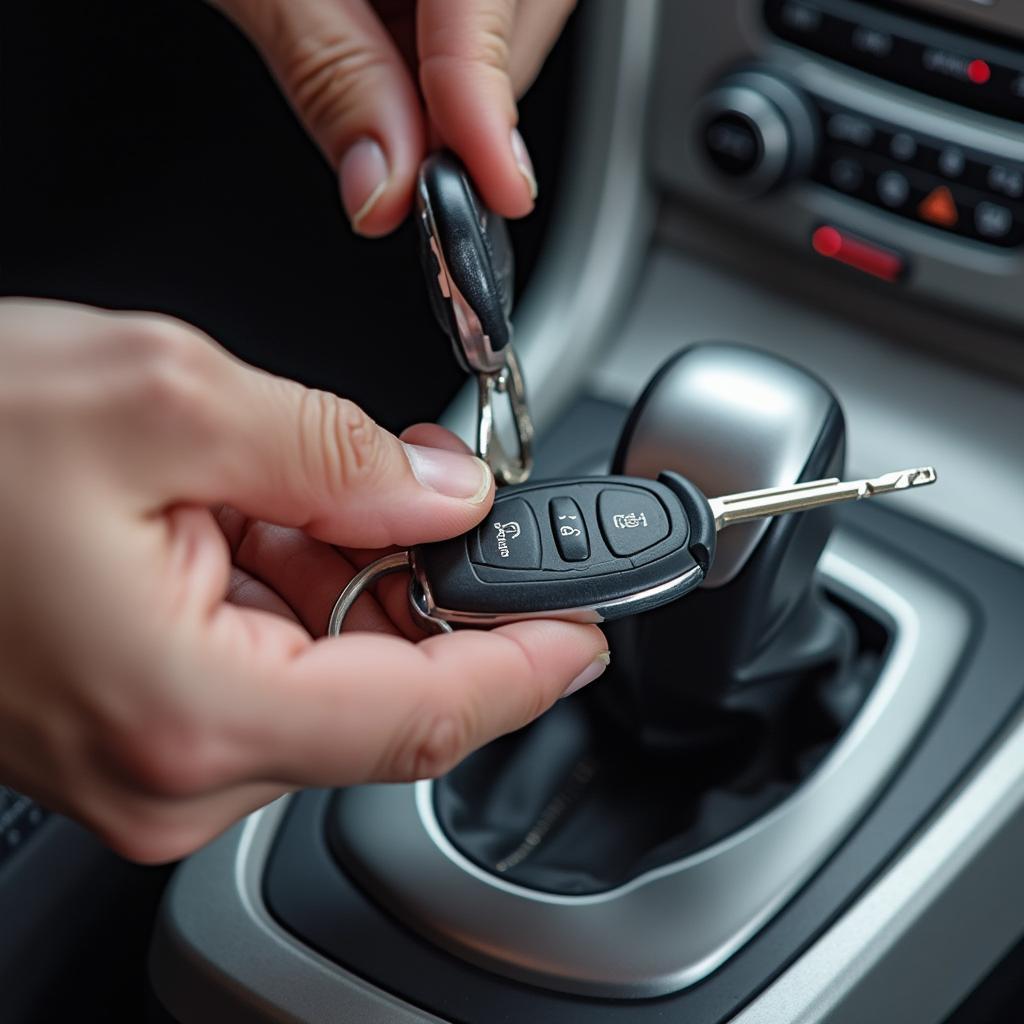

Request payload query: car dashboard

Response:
[4,2,1024,1022]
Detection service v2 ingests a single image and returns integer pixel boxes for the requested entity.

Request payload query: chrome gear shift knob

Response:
[605,343,855,746]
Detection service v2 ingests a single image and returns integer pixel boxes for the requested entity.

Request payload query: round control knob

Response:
[695,69,818,196]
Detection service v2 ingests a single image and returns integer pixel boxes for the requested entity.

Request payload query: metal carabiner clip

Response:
[416,151,533,486]
[477,348,533,487]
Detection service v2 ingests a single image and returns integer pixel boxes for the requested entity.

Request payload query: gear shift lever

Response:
[431,343,877,894]
[603,343,856,749]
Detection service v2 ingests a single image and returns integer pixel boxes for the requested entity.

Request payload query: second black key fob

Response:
[416,151,515,377]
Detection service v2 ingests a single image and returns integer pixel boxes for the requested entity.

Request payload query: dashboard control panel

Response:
[765,0,1024,123]
[651,0,1024,329]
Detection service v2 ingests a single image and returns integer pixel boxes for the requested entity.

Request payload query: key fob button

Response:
[549,497,590,562]
[472,498,542,569]
[598,489,670,556]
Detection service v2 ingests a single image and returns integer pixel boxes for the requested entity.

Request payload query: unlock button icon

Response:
[549,496,590,562]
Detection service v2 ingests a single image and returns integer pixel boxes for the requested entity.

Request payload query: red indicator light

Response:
[811,225,905,283]
[812,225,843,258]
[967,59,991,85]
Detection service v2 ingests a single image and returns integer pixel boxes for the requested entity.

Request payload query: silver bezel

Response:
[410,545,704,626]
[331,532,969,998]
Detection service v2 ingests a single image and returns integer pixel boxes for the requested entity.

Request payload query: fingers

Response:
[225,566,302,625]
[227,516,398,636]
[87,309,494,551]
[221,365,494,549]
[418,0,544,217]
[212,0,424,236]
[245,619,610,786]
[214,0,574,232]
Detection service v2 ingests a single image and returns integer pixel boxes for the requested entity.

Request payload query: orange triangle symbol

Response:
[918,186,959,227]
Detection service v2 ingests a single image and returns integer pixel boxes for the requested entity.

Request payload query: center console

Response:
[149,2,1024,1021]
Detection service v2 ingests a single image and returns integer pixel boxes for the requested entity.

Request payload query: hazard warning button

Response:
[918,186,959,228]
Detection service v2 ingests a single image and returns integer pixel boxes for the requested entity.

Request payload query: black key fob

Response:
[411,473,718,626]
[416,152,515,376]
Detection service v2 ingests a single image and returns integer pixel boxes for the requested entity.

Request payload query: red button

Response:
[811,226,905,283]
[918,186,959,228]
[967,59,991,85]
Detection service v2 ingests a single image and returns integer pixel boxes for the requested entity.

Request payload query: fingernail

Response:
[403,443,492,503]
[339,137,389,232]
[510,128,538,202]
[561,651,611,699]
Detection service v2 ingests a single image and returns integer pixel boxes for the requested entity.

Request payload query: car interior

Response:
[3,1,1024,1021]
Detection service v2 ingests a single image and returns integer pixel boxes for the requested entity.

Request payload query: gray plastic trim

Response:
[334,531,968,998]
[733,706,1024,1024]
[148,797,446,1024]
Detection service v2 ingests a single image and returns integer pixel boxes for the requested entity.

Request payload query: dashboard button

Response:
[827,112,874,148]
[877,170,910,208]
[703,113,762,177]
[975,202,1013,240]
[830,158,864,192]
[918,186,959,228]
[938,147,966,179]
[778,1,823,34]
[889,132,917,162]
[987,165,1024,200]
[811,225,905,283]
[851,25,893,59]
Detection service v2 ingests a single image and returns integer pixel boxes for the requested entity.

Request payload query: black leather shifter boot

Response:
[434,344,882,895]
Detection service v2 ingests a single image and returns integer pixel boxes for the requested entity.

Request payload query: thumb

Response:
[119,313,493,549]
[213,0,425,236]
[221,367,494,549]
[418,0,537,218]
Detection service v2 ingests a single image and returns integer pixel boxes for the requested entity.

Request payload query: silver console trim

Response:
[334,532,969,998]
[733,705,1024,1024]
[148,798,447,1024]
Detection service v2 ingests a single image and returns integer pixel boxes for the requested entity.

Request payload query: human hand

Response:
[211,0,576,234]
[0,298,608,863]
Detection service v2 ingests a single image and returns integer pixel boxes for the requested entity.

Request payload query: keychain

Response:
[415,152,533,487]
[329,156,936,638]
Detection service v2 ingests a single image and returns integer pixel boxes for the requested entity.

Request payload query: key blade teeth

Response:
[891,466,938,489]
[866,466,938,495]
[908,466,938,487]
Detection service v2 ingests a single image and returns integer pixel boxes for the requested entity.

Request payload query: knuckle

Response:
[281,36,392,157]
[421,11,512,80]
[470,19,512,72]
[122,318,213,425]
[300,391,385,493]
[392,701,474,781]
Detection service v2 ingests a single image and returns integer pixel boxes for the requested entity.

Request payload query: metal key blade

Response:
[707,466,937,531]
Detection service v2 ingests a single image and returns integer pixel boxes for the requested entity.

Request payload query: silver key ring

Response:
[477,347,533,487]
[327,551,452,637]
